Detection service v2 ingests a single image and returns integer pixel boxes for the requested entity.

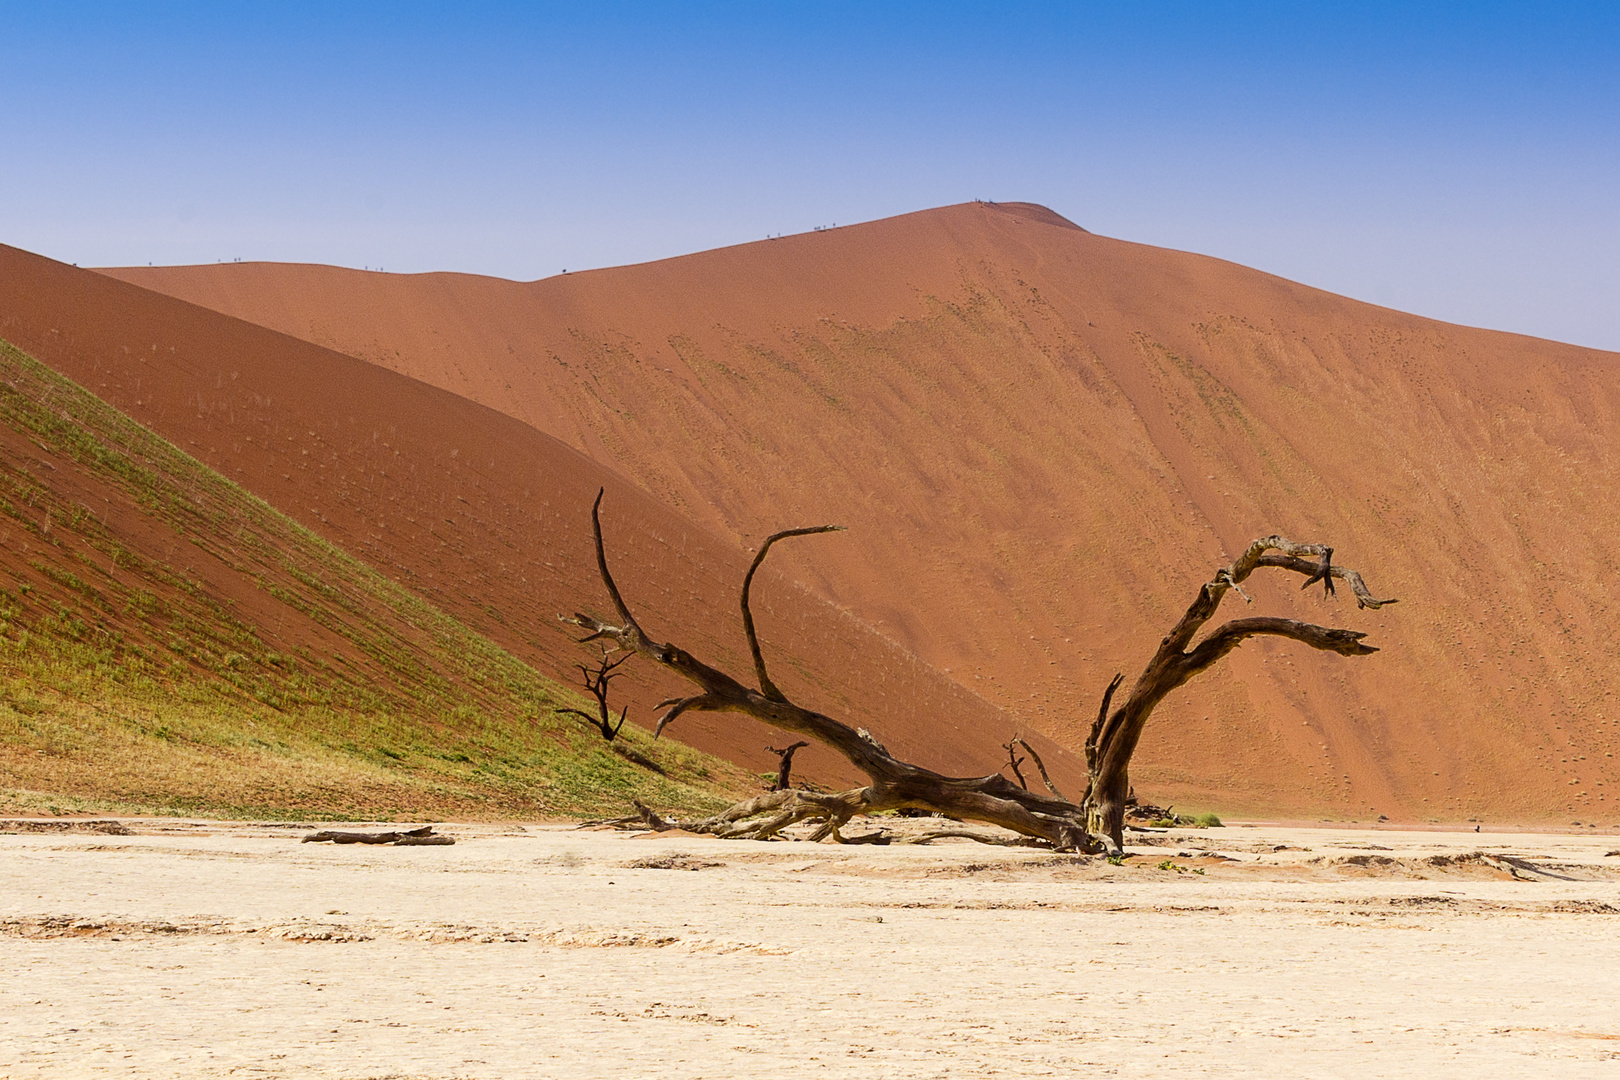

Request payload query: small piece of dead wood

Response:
[301,825,454,846]
[901,829,1051,847]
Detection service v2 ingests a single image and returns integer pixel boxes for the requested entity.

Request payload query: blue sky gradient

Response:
[3,2,1617,348]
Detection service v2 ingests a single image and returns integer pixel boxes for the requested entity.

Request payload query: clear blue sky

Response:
[3,2,1617,349]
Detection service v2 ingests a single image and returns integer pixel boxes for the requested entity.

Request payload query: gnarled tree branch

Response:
[1003,740,1029,789]
[557,645,634,740]
[1010,735,1066,800]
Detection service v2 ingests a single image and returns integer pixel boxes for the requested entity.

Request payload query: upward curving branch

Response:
[569,491,899,780]
[566,498,1392,855]
[741,526,844,702]
[580,489,649,646]
[1008,735,1066,799]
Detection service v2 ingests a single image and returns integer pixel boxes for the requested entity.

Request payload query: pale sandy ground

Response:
[2,818,1618,1079]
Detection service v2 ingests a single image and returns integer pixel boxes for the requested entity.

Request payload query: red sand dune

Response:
[0,241,1077,793]
[101,201,1620,823]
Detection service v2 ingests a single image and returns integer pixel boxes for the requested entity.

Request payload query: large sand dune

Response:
[102,202,1620,823]
[0,243,1072,792]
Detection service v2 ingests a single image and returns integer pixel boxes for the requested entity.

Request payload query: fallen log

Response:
[300,825,453,845]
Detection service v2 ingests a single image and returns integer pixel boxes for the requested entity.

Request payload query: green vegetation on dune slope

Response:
[0,338,750,819]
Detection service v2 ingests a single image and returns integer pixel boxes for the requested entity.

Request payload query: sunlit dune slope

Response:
[1,242,1073,795]
[104,200,1620,823]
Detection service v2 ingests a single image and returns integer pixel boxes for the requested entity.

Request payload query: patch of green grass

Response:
[1149,811,1224,829]
[1155,859,1205,875]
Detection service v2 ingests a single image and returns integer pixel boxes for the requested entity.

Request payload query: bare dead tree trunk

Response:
[767,742,810,791]
[566,492,1393,853]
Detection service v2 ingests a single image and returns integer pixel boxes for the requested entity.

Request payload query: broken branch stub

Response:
[767,741,811,791]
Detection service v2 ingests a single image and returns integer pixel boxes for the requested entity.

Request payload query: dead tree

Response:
[767,742,810,791]
[1002,740,1029,789]
[567,491,1393,853]
[1003,735,1065,798]
[557,645,632,741]
[1080,543,1393,847]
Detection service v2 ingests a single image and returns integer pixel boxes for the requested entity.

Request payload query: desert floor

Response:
[2,817,1618,1079]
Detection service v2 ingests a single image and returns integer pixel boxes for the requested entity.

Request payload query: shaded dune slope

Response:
[105,200,1620,822]
[1,243,1074,792]
[0,338,737,817]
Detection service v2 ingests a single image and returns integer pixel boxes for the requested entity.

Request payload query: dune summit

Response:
[99,201,1620,825]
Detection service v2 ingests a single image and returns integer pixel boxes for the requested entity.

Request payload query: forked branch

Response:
[1010,735,1066,799]
[1002,740,1028,789]
[1082,536,1395,850]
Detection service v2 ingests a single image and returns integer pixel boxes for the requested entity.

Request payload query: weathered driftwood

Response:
[568,491,1392,853]
[301,826,453,846]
